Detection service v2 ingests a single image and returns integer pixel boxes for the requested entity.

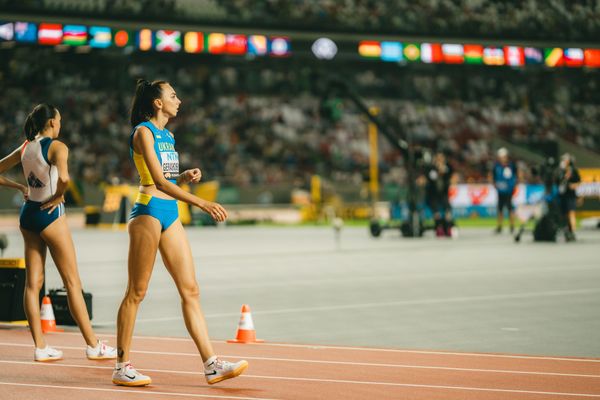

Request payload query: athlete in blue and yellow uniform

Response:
[113,79,248,387]
[0,103,117,362]
[129,120,181,231]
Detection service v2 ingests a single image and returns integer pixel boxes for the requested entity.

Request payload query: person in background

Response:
[492,148,518,234]
[424,152,454,237]
[0,104,117,362]
[557,153,581,241]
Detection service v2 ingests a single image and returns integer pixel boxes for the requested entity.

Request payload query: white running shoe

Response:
[86,340,117,360]
[34,346,63,362]
[112,362,152,386]
[204,358,248,385]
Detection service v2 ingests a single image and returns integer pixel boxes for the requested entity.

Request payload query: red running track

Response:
[0,328,599,400]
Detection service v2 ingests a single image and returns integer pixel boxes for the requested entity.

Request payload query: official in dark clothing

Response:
[425,152,454,237]
[557,153,581,241]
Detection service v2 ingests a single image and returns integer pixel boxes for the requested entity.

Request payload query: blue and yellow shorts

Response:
[130,193,179,231]
[20,200,65,233]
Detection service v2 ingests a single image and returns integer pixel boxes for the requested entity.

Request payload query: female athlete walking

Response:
[0,103,117,362]
[112,79,247,386]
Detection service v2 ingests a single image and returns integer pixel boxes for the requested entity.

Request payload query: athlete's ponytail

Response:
[130,78,168,128]
[23,104,58,141]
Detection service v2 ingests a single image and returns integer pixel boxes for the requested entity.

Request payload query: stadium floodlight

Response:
[312,37,337,60]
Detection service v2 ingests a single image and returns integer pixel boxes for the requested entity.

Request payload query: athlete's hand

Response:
[181,168,202,184]
[199,200,228,222]
[40,196,64,214]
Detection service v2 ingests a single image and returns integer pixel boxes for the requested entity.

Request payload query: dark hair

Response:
[130,78,168,127]
[23,103,58,141]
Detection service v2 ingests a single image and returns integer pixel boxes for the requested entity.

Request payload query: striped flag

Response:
[63,25,87,46]
[38,23,63,45]
[441,44,464,64]
[504,46,524,67]
[358,41,381,58]
[421,43,442,63]
[184,32,203,53]
[564,48,584,67]
[89,26,111,48]
[137,29,153,51]
[464,45,483,64]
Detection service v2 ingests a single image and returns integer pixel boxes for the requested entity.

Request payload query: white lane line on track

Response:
[0,381,281,400]
[1,362,599,398]
[0,349,598,379]
[90,287,600,326]
[47,332,600,363]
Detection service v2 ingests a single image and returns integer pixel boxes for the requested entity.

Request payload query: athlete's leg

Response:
[20,227,48,349]
[568,210,577,233]
[159,220,215,362]
[116,216,161,363]
[496,194,505,231]
[41,216,97,347]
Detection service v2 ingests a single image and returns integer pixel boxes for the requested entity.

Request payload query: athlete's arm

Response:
[0,146,28,198]
[135,127,227,222]
[40,141,69,213]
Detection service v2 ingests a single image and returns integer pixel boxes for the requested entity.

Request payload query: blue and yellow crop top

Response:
[130,121,180,185]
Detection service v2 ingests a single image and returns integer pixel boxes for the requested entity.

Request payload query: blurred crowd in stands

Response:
[4,0,599,41]
[0,48,599,190]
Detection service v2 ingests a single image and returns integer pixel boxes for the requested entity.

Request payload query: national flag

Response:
[89,26,111,48]
[464,44,483,64]
[380,41,402,62]
[544,48,564,67]
[358,41,381,58]
[155,30,181,52]
[63,25,87,46]
[584,49,600,68]
[225,34,247,55]
[483,47,505,66]
[403,43,420,62]
[441,43,464,64]
[504,46,524,67]
[113,30,132,47]
[38,23,63,45]
[137,29,153,51]
[563,48,584,67]
[208,33,226,54]
[524,47,543,65]
[421,43,442,63]
[184,32,203,53]
[247,35,267,56]
[269,36,291,57]
[0,22,14,41]
[14,22,37,43]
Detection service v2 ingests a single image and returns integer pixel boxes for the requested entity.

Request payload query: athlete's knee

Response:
[127,284,148,304]
[62,277,83,293]
[25,275,45,293]
[180,282,200,301]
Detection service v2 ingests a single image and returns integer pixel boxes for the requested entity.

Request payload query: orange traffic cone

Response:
[227,304,263,344]
[40,296,63,333]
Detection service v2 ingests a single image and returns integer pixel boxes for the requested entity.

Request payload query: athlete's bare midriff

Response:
[139,184,175,200]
